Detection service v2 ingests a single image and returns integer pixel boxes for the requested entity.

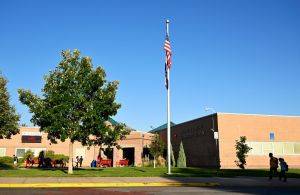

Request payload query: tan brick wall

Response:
[0,127,153,167]
[158,115,218,167]
[218,113,300,168]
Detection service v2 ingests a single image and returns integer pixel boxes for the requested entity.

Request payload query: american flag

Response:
[164,34,171,89]
[164,35,172,69]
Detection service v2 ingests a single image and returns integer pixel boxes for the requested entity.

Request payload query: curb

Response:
[0,182,220,188]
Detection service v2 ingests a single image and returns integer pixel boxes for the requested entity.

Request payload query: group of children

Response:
[269,153,288,182]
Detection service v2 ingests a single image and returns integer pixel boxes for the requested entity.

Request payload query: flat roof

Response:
[218,112,300,118]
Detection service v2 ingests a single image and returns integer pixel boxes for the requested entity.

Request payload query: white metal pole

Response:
[166,19,171,175]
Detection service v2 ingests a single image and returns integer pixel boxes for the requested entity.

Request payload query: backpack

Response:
[273,157,279,168]
[285,164,289,172]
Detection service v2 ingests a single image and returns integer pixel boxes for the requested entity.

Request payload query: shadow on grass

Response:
[0,162,13,170]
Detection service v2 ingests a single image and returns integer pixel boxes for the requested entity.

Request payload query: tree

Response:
[177,141,186,168]
[18,50,129,174]
[0,73,20,139]
[235,136,252,169]
[149,134,165,168]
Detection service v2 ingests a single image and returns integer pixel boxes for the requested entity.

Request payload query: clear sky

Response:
[1,0,300,132]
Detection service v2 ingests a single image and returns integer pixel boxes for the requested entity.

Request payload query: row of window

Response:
[247,141,300,155]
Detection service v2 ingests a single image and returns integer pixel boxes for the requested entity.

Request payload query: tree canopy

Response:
[0,73,20,139]
[18,50,129,173]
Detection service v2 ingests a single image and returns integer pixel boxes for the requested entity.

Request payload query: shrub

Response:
[24,150,34,159]
[177,141,186,168]
[0,156,13,163]
[45,150,68,161]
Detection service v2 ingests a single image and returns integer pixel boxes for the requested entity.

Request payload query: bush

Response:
[18,157,25,163]
[0,156,13,163]
[24,150,34,159]
[52,154,68,161]
[45,150,68,161]
[177,141,187,168]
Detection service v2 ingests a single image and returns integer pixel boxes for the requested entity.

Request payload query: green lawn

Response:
[1,167,300,178]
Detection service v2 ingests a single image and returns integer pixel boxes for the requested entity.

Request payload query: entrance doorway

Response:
[123,147,135,166]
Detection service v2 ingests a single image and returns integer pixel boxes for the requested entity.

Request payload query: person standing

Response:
[38,151,44,168]
[13,155,18,167]
[269,153,278,180]
[75,156,79,168]
[79,156,83,167]
[279,158,288,182]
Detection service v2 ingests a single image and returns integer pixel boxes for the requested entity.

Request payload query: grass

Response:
[1,166,300,178]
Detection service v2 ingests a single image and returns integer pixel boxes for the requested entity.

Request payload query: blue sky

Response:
[1,0,300,131]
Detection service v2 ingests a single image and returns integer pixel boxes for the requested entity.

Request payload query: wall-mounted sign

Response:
[214,132,219,140]
[22,136,42,143]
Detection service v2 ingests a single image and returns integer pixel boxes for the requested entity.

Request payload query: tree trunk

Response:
[68,141,74,174]
[154,156,156,168]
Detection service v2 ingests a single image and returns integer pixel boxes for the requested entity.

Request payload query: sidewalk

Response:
[0,177,299,188]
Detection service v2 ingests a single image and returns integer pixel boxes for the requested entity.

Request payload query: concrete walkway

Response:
[0,177,299,188]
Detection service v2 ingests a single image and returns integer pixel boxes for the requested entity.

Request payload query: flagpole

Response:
[166,19,171,175]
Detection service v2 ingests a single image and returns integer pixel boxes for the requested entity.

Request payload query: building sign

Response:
[214,132,219,140]
[22,136,42,143]
[270,132,274,141]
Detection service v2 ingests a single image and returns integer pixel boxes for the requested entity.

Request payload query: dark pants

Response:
[279,170,287,181]
[269,167,277,179]
[38,159,43,168]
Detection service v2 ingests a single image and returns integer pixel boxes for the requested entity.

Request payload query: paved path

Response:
[0,177,299,188]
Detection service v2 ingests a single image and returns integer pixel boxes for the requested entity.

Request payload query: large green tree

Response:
[0,73,20,139]
[18,50,129,174]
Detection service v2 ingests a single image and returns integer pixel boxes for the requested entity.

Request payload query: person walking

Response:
[279,158,288,182]
[79,156,83,167]
[269,153,278,180]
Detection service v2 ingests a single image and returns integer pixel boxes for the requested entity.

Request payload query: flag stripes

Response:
[164,35,172,69]
[164,35,172,89]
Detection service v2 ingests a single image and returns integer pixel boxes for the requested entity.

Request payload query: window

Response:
[263,143,273,154]
[295,144,300,154]
[16,149,25,158]
[250,142,263,155]
[15,148,46,158]
[34,148,46,157]
[273,143,283,154]
[0,148,6,157]
[284,143,294,154]
[247,141,300,155]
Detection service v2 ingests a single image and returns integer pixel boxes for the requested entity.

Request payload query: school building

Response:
[150,113,300,168]
[0,119,153,167]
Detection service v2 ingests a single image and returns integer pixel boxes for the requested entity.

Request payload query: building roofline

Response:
[152,112,300,133]
[19,126,40,129]
[218,112,300,118]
